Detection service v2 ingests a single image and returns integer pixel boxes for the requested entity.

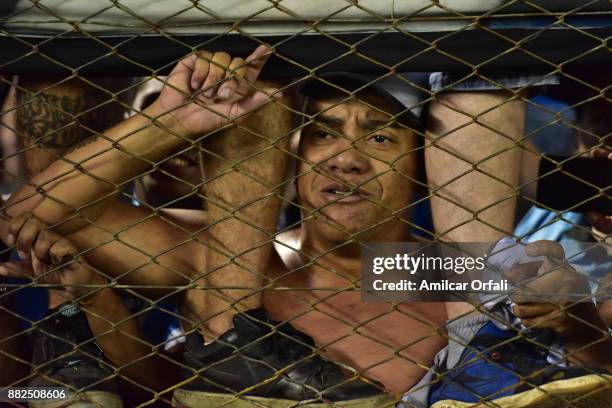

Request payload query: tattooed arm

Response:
[0,77,131,233]
[1,46,275,238]
[16,77,127,176]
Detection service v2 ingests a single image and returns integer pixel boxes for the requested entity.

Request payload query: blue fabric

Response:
[4,251,48,328]
[428,321,549,404]
[514,206,589,242]
[526,95,577,156]
[410,192,434,239]
[140,300,182,346]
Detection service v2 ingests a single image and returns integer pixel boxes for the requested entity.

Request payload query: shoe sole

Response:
[173,389,396,408]
[431,373,612,408]
[28,391,123,408]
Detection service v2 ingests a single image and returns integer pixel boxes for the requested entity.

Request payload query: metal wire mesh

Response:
[0,1,610,407]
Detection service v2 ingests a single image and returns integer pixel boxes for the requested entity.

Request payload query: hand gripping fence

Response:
[0,1,610,407]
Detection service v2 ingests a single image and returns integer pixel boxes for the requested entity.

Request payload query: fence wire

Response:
[0,1,610,408]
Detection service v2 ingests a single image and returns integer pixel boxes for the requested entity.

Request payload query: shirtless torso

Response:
[102,205,447,395]
[262,229,448,395]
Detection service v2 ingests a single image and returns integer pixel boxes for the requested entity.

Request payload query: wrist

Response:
[145,101,194,139]
[76,278,109,307]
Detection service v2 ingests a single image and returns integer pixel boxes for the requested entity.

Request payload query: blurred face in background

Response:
[132,85,204,207]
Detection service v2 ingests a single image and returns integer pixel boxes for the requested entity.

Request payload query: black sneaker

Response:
[429,321,612,408]
[28,303,123,408]
[173,308,394,407]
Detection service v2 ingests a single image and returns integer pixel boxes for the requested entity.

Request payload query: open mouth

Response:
[320,182,369,203]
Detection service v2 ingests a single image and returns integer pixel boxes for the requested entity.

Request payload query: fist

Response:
[1,213,106,301]
[151,45,280,138]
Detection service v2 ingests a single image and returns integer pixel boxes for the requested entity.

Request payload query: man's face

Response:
[145,146,202,200]
[296,96,419,241]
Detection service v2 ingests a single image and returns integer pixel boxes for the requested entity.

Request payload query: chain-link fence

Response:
[0,1,611,407]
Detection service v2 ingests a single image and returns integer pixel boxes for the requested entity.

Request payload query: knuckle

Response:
[9,215,26,233]
[37,229,50,241]
[49,242,67,261]
[216,52,230,61]
[231,57,246,68]
[197,50,212,59]
[58,239,76,255]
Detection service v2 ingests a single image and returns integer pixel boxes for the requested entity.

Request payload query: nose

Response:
[324,140,371,175]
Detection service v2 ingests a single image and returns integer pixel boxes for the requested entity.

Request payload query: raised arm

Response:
[0,45,276,238]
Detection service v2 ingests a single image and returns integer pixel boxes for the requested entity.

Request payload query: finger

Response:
[16,217,45,259]
[504,261,541,284]
[244,45,272,84]
[525,240,565,262]
[164,53,199,97]
[31,251,49,278]
[0,261,35,279]
[6,213,31,247]
[49,238,78,266]
[522,310,568,331]
[202,52,231,98]
[218,57,247,100]
[232,87,282,118]
[191,50,213,91]
[512,302,559,318]
[33,229,57,264]
[510,263,571,302]
[522,264,587,302]
[591,147,612,160]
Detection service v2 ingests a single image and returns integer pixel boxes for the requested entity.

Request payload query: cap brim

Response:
[299,72,422,129]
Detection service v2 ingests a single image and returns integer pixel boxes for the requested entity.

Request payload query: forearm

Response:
[426,91,525,241]
[81,288,179,391]
[193,95,291,334]
[1,104,188,237]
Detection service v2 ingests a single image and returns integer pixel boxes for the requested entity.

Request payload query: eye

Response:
[370,134,390,144]
[314,131,331,139]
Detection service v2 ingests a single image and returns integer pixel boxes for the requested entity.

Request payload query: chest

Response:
[263,289,447,394]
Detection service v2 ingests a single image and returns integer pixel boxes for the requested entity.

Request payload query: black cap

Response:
[299,72,425,129]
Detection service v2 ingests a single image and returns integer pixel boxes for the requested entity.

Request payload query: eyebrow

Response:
[358,117,404,131]
[314,113,404,131]
[315,114,344,127]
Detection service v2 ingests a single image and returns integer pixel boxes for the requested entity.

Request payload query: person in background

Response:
[0,75,178,407]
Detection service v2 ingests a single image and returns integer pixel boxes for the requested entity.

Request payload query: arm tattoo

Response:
[16,92,109,153]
